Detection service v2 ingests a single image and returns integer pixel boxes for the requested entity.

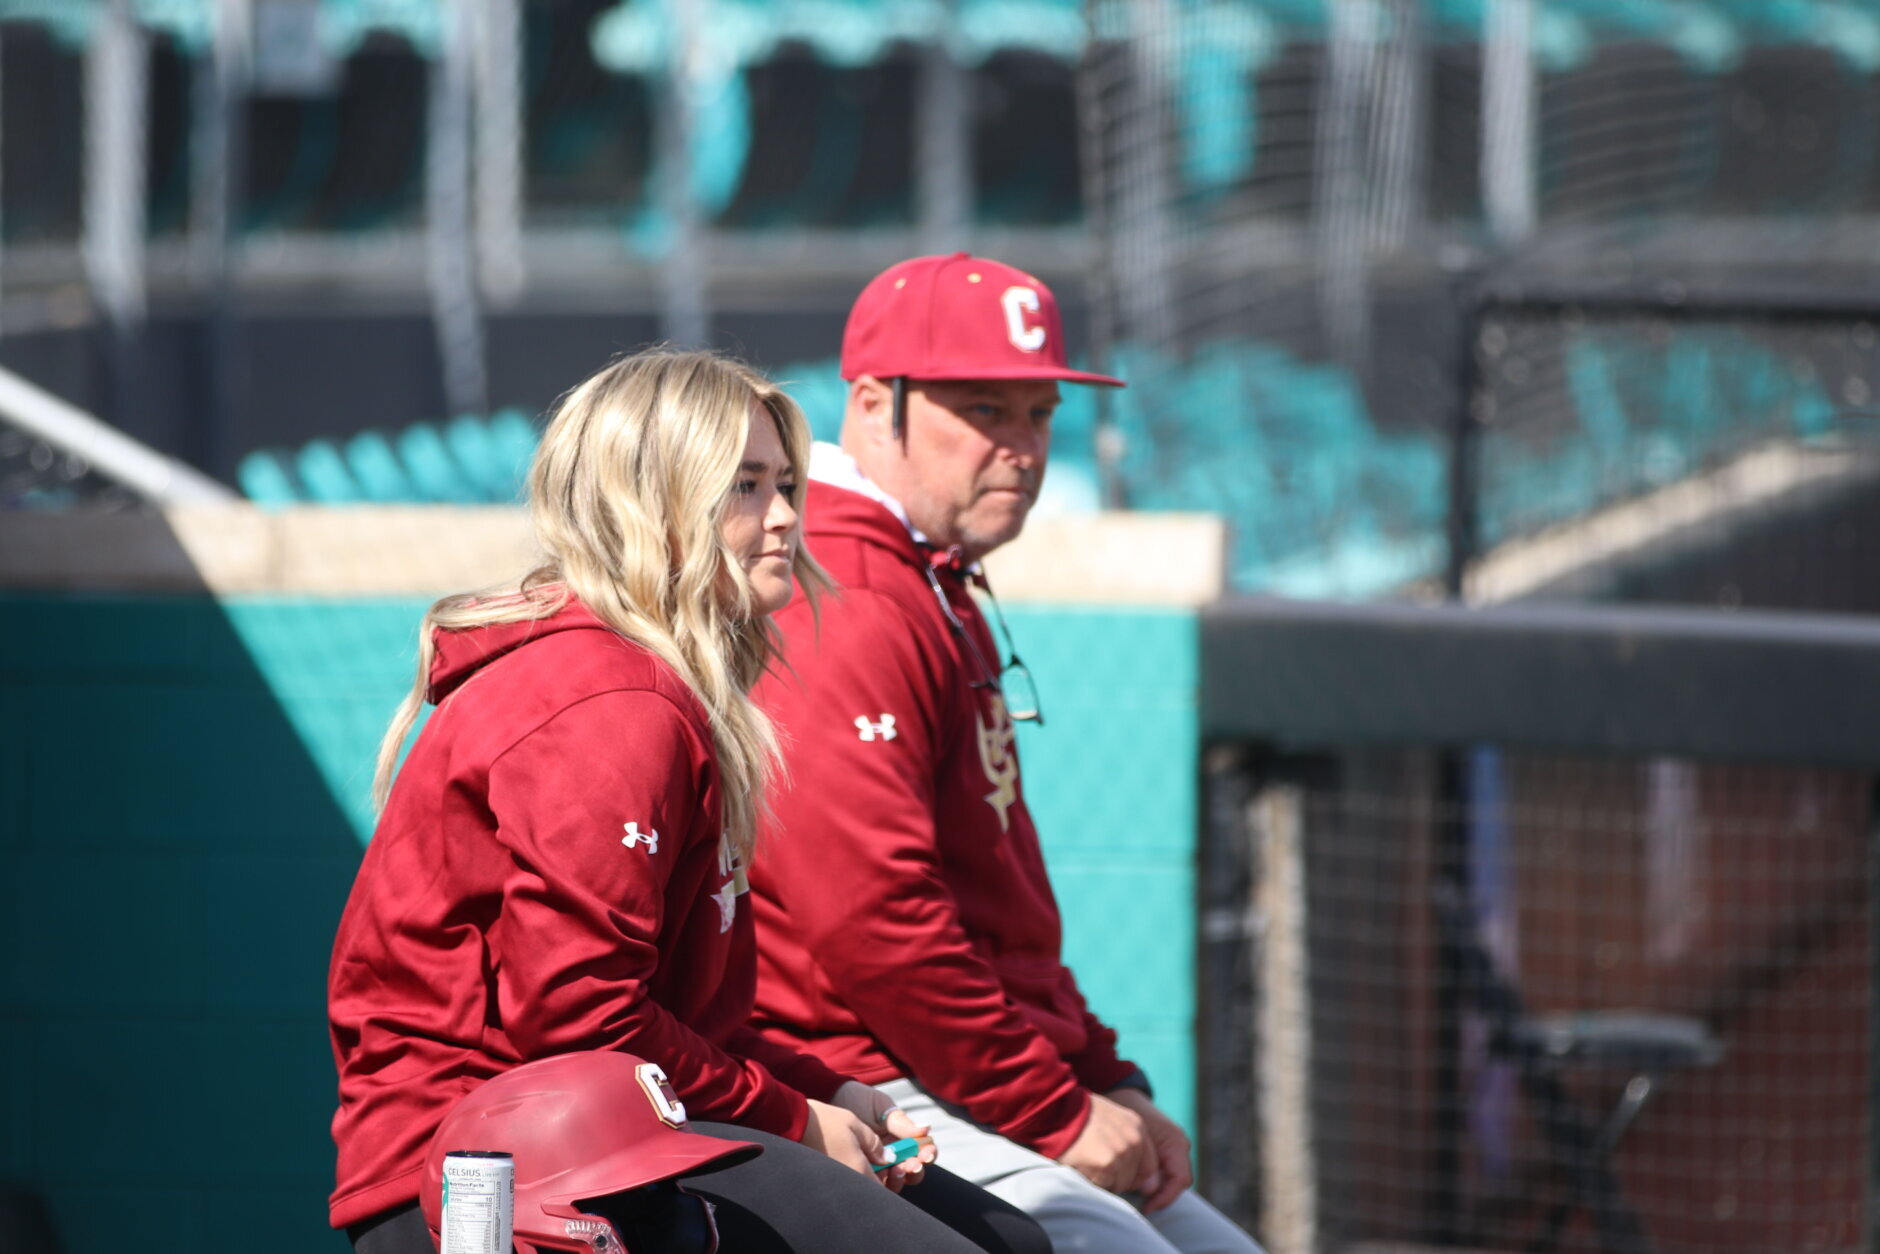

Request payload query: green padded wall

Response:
[0,594,378,1254]
[218,597,432,845]
[1007,607,1201,1137]
[0,592,1198,1254]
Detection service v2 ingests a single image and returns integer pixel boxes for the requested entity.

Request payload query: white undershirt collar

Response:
[808,441,931,547]
[807,441,987,575]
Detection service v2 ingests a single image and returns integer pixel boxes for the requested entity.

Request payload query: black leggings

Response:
[347,1123,1050,1254]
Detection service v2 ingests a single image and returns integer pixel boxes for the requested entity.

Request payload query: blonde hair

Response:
[372,348,830,861]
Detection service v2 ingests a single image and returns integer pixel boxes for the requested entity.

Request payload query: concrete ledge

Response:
[1,506,1226,604]
[1,506,539,595]
[986,512,1226,606]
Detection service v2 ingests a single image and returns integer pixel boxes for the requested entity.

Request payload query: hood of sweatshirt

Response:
[426,596,620,704]
[801,478,926,564]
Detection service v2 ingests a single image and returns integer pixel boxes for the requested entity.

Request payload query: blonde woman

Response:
[326,351,1049,1254]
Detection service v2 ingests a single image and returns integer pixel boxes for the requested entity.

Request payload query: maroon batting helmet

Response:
[421,1052,762,1254]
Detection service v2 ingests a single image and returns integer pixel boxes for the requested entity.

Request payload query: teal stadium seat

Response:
[593,0,1308,229]
[1423,0,1879,70]
[447,410,535,502]
[236,411,539,506]
[590,0,755,219]
[0,0,225,49]
[1476,327,1845,547]
[1172,4,1278,198]
[223,322,1839,593]
[295,439,363,504]
[236,449,301,507]
[959,0,1085,62]
[395,422,482,504]
[485,410,543,491]
[1094,338,1453,596]
[319,0,442,59]
[767,361,849,444]
[1718,0,1880,70]
[591,0,932,234]
[344,430,420,503]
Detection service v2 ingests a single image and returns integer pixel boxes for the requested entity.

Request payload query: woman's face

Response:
[721,405,801,617]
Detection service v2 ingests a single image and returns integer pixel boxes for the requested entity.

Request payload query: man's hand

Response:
[1106,1087,1193,1212]
[821,1081,938,1191]
[1057,1091,1159,1196]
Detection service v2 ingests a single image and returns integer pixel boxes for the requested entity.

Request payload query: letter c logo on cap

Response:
[1001,287,1046,353]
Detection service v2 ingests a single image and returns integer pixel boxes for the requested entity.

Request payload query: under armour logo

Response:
[855,714,898,742]
[621,822,660,853]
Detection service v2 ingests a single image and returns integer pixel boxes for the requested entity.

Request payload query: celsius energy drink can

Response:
[440,1150,515,1254]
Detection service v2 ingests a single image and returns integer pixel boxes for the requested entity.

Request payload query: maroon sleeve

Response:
[761,591,1095,1157]
[486,691,812,1139]
[724,1027,850,1102]
[1064,1003,1136,1094]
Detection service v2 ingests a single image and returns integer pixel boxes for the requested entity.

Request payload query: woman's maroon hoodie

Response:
[327,599,845,1229]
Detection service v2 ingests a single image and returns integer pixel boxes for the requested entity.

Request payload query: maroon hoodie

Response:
[750,479,1136,1160]
[327,599,846,1230]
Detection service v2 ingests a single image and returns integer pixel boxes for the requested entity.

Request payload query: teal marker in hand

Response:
[872,1138,923,1171]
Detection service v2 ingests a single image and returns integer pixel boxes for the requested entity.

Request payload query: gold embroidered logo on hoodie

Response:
[976,694,1019,831]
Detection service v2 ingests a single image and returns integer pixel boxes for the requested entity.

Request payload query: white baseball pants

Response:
[878,1078,1268,1254]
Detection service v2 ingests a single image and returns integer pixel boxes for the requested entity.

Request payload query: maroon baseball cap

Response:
[840,252,1124,387]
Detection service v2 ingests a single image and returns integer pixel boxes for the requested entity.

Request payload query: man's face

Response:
[888,377,1061,562]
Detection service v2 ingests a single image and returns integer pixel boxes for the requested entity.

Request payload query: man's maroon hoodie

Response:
[750,477,1136,1160]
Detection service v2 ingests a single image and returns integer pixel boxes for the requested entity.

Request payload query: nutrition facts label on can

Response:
[440,1152,514,1254]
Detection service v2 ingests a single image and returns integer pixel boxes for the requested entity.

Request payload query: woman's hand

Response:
[824,1080,939,1190]
[801,1099,892,1180]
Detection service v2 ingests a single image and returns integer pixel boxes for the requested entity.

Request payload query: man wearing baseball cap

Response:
[749,254,1264,1254]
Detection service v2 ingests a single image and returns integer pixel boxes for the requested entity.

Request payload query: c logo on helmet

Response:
[1001,287,1046,353]
[637,1061,689,1129]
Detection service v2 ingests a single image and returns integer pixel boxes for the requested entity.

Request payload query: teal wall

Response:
[0,594,375,1254]
[1008,607,1201,1136]
[0,592,1198,1254]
